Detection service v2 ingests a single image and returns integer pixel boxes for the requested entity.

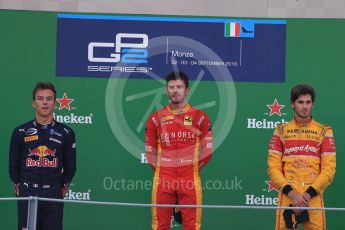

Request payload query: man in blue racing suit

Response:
[9,82,76,230]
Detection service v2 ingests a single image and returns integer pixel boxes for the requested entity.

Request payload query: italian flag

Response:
[225,22,241,37]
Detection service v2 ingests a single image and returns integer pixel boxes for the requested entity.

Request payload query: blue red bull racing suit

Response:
[9,120,76,230]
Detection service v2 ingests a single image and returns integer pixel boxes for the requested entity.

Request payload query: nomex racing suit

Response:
[9,120,76,230]
[145,104,212,230]
[268,119,336,230]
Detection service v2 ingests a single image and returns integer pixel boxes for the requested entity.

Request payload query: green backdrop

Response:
[0,10,344,229]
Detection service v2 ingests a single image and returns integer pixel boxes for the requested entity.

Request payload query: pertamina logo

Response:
[247,99,287,129]
[54,93,93,125]
[87,33,152,73]
[245,180,278,206]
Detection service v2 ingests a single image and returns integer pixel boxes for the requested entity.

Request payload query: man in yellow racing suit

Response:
[268,84,336,230]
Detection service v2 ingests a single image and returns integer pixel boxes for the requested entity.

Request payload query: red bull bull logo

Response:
[27,145,58,168]
[28,146,56,158]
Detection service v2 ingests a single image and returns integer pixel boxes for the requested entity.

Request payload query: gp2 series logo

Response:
[88,33,148,64]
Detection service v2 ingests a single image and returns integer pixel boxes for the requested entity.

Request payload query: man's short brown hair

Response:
[290,84,315,103]
[165,72,189,88]
[32,82,56,100]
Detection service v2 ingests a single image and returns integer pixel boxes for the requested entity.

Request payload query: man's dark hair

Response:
[290,84,315,103]
[32,81,56,100]
[165,72,189,88]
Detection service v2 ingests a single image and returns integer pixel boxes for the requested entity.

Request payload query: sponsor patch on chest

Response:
[184,115,192,126]
[24,135,38,142]
[49,137,62,144]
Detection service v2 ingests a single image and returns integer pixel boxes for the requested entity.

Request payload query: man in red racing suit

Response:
[145,72,212,230]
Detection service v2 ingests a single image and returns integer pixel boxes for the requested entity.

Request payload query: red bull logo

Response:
[27,145,58,168]
[28,146,56,158]
[26,158,58,167]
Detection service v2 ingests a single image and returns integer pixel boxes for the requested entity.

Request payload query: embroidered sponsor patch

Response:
[160,116,174,122]
[24,135,38,142]
[49,137,62,144]
[184,116,192,126]
[25,128,37,135]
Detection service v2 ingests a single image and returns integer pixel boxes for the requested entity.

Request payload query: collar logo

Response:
[56,93,74,110]
[266,99,285,116]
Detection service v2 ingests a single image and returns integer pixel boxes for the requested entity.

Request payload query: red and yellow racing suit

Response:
[145,103,212,230]
[268,119,336,230]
